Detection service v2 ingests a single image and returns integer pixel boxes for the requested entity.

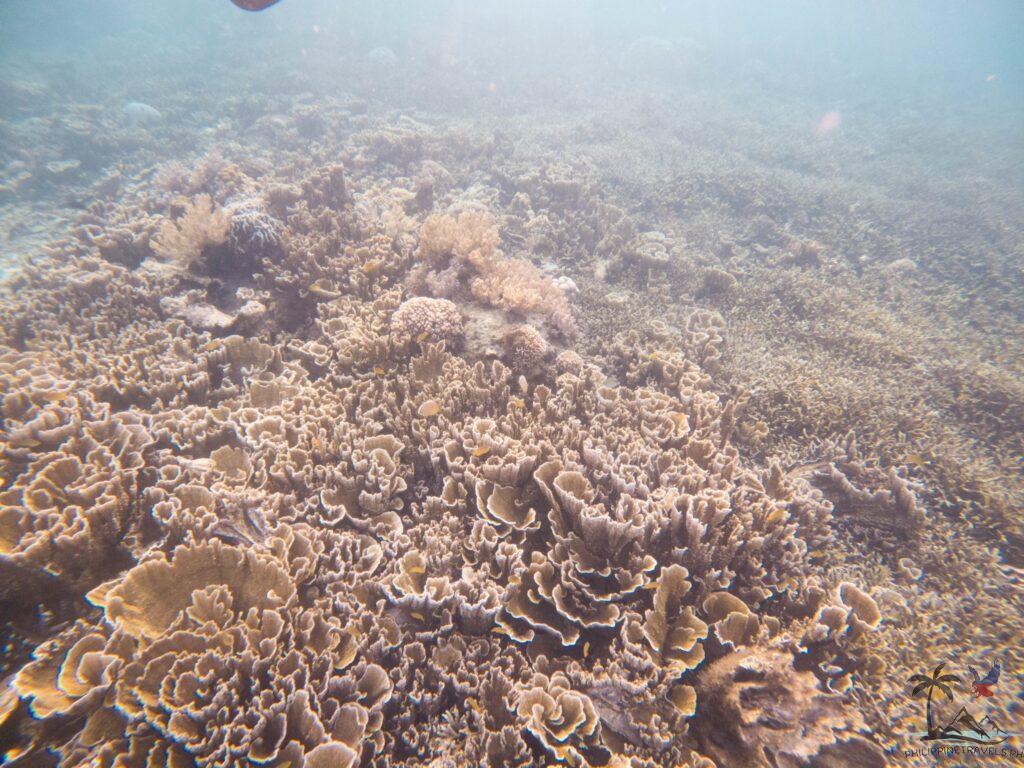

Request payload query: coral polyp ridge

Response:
[0,78,1021,768]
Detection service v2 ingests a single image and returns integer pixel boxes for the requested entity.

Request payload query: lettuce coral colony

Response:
[0,66,1019,765]
[0,146,893,767]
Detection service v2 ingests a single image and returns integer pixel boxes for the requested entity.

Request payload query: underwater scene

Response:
[0,1,1022,766]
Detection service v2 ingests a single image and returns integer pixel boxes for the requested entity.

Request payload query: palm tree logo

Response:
[908,662,962,740]
[907,661,1011,744]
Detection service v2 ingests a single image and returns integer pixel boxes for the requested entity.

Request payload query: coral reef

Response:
[0,150,887,766]
[0,39,1020,768]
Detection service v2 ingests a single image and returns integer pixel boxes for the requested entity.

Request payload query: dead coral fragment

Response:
[151,193,229,270]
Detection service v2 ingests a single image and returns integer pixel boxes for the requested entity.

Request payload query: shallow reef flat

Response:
[0,42,1021,768]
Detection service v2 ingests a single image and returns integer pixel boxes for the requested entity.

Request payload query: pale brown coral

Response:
[391,295,464,345]
[639,565,708,674]
[414,210,576,337]
[692,648,885,768]
[16,539,391,767]
[0,382,153,592]
[470,256,576,336]
[151,193,229,270]
[791,432,925,545]
[501,323,548,373]
[516,671,610,766]
[417,209,501,268]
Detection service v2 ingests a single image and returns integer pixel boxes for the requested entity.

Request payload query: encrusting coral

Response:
[0,139,918,768]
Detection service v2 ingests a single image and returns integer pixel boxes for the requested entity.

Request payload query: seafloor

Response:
[0,22,1021,768]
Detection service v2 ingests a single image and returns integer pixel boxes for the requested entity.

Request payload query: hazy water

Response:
[2,0,1017,275]
[2,0,1022,139]
[0,3,1020,351]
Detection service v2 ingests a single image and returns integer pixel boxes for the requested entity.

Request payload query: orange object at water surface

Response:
[230,0,282,10]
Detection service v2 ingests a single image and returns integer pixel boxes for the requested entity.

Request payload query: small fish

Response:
[418,400,441,418]
[906,449,936,469]
[510,397,526,409]
[467,697,482,714]
[308,279,338,298]
[766,508,787,525]
[362,260,381,274]
[472,445,490,458]
[410,611,426,622]
[373,366,386,376]
[416,331,429,344]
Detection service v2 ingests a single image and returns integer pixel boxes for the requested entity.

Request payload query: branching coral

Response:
[414,210,576,337]
[471,255,576,337]
[418,209,501,268]
[151,193,229,270]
